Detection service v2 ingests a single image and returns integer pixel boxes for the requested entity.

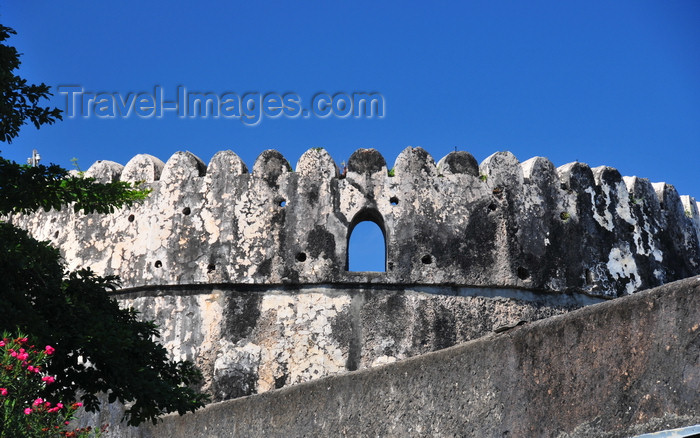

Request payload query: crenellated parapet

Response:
[11,147,700,298]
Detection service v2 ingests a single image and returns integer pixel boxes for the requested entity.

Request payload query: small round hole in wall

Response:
[154,260,162,268]
[585,269,594,285]
[183,207,191,215]
[488,203,497,211]
[296,252,307,262]
[207,263,216,273]
[421,254,433,265]
[53,231,59,239]
[274,374,287,389]
[390,196,399,206]
[517,267,530,280]
[128,214,135,222]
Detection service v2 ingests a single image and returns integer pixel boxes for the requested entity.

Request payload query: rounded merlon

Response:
[10,147,700,298]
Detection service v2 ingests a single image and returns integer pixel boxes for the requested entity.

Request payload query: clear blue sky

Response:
[3,1,699,271]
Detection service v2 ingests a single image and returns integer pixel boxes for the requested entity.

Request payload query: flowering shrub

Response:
[0,332,107,437]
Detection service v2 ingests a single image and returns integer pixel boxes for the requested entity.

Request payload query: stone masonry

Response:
[10,147,700,432]
[12,147,700,295]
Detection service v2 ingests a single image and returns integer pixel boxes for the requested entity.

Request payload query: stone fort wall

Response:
[10,147,700,434]
[12,147,700,296]
[131,277,700,438]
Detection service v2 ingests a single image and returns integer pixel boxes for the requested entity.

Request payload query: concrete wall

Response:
[11,148,700,297]
[127,276,700,438]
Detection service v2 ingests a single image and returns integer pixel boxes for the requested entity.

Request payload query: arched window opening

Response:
[347,209,387,272]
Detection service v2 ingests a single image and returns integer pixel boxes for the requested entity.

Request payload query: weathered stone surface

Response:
[121,154,164,183]
[123,276,700,438]
[16,148,698,435]
[112,285,586,403]
[161,151,206,183]
[85,160,123,182]
[653,183,700,280]
[392,146,437,179]
[295,148,338,179]
[207,150,248,177]
[681,194,700,249]
[346,148,386,175]
[252,149,290,186]
[11,148,700,297]
[436,150,479,176]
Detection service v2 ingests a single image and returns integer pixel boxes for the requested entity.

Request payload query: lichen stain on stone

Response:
[200,209,220,244]
[254,292,350,392]
[607,245,641,294]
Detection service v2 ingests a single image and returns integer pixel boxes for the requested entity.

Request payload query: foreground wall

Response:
[131,276,700,438]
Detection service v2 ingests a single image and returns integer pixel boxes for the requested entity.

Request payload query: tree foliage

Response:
[0,157,150,215]
[0,224,208,425]
[0,23,208,426]
[0,24,62,143]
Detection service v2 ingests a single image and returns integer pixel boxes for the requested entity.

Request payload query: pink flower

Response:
[10,351,17,358]
[33,398,44,406]
[44,401,52,408]
[24,408,32,415]
[44,345,55,355]
[42,376,56,384]
[17,352,28,361]
[27,365,35,372]
[0,341,5,347]
[56,403,64,409]
[0,388,7,396]
[48,407,60,413]
[74,402,83,407]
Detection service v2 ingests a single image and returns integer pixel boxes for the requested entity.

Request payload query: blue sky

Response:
[3,1,699,271]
